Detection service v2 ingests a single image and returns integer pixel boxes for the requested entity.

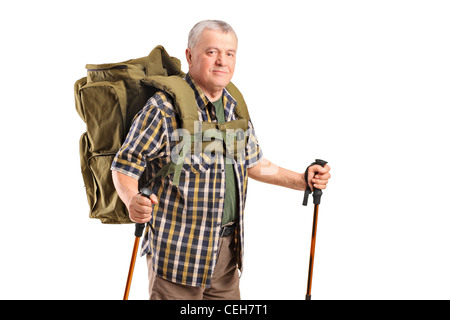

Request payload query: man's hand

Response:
[306,164,331,191]
[111,170,159,224]
[127,192,159,224]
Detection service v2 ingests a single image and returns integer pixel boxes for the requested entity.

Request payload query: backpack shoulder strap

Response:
[142,75,199,133]
[225,82,250,124]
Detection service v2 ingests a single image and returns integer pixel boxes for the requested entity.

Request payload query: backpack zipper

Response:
[87,65,128,72]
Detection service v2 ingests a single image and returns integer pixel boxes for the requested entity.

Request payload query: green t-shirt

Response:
[212,97,237,225]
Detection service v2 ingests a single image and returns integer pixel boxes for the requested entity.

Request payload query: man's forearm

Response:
[247,158,307,191]
[112,170,139,208]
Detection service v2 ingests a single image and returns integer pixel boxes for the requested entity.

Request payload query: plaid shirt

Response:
[111,74,263,288]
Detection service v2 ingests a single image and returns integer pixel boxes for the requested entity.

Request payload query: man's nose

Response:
[216,52,227,66]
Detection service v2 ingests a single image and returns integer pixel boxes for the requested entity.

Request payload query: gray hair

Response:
[188,20,238,49]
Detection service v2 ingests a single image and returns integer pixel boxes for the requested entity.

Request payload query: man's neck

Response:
[206,91,223,102]
[198,85,223,102]
[188,74,225,102]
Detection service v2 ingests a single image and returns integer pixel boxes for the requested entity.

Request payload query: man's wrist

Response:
[297,172,307,191]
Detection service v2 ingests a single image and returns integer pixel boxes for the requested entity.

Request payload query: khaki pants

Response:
[146,234,240,300]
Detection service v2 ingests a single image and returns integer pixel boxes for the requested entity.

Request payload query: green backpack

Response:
[75,46,249,224]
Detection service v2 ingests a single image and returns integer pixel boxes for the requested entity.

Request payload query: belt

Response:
[220,224,236,237]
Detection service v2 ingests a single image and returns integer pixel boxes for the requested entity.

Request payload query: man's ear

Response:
[185,48,192,66]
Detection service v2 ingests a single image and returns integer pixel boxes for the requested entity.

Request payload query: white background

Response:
[0,0,449,300]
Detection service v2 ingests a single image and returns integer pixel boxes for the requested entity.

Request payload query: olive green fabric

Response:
[212,97,238,225]
[140,77,248,160]
[75,46,250,224]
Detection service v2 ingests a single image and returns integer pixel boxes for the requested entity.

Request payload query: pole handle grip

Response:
[313,188,323,205]
[133,187,153,237]
[303,159,328,206]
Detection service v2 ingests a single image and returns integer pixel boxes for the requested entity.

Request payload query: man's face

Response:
[186,29,237,98]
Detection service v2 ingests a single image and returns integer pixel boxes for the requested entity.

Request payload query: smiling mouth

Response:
[212,70,228,74]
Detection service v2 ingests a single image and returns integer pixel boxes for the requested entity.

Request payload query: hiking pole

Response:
[123,187,151,300]
[303,159,328,300]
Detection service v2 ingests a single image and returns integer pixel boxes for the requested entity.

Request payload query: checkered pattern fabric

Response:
[111,74,263,287]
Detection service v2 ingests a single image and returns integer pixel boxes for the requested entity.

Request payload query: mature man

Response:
[111,20,331,300]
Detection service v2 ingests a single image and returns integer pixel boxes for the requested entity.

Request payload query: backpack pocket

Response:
[77,80,132,223]
[78,80,127,153]
[79,133,131,224]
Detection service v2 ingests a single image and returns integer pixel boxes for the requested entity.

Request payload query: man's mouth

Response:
[212,69,228,74]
